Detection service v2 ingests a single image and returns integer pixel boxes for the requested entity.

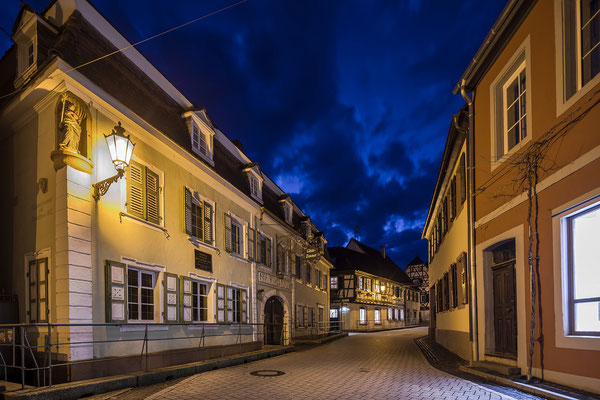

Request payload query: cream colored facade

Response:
[422,113,471,361]
[0,0,331,366]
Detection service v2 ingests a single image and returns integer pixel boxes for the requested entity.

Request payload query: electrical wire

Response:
[0,0,248,101]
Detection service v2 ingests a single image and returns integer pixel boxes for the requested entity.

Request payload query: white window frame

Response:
[553,189,600,350]
[330,276,338,290]
[127,267,157,323]
[256,231,273,268]
[374,308,381,324]
[555,0,600,115]
[359,307,367,325]
[187,187,216,248]
[184,112,215,165]
[329,308,339,319]
[501,61,527,155]
[244,166,264,203]
[191,280,209,323]
[489,36,532,170]
[227,212,247,258]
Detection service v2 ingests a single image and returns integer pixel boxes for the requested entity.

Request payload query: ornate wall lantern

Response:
[92,122,135,200]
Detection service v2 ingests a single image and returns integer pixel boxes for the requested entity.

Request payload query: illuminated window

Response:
[127,268,155,321]
[191,281,208,322]
[565,203,600,334]
[359,308,366,324]
[374,309,381,324]
[330,308,339,319]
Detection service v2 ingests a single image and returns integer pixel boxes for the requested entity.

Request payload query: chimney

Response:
[381,246,385,258]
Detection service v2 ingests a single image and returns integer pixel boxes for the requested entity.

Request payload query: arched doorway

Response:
[264,296,284,345]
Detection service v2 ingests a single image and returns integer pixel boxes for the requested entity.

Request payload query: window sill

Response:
[188,236,218,253]
[491,135,532,172]
[191,147,215,166]
[120,212,169,238]
[121,324,168,332]
[228,252,250,263]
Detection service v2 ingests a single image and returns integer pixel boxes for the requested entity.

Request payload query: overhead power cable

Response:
[0,0,248,101]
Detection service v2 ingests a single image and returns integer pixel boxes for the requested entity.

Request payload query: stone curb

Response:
[1,346,295,400]
[458,366,595,400]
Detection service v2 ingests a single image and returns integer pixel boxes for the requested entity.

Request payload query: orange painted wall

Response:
[472,0,600,381]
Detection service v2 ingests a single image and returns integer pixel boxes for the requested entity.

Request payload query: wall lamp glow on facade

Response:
[92,122,135,200]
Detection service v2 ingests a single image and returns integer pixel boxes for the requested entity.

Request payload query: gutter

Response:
[460,80,479,365]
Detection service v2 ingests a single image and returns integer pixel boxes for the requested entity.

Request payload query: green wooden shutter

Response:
[105,260,127,323]
[226,287,233,323]
[216,284,226,323]
[180,276,193,323]
[127,162,145,219]
[460,252,468,304]
[449,265,455,308]
[203,202,213,244]
[247,227,255,261]
[266,238,272,267]
[224,213,232,252]
[163,272,179,323]
[241,290,247,323]
[146,168,160,225]
[184,187,192,235]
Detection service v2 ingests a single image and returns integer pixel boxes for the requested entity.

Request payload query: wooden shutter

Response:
[241,290,247,323]
[105,260,127,323]
[163,272,179,322]
[203,202,213,244]
[247,227,255,261]
[460,252,468,304]
[127,162,145,219]
[184,187,192,235]
[146,168,160,225]
[265,237,272,267]
[224,213,232,252]
[216,284,226,323]
[180,276,193,323]
[449,265,455,308]
[226,287,233,323]
[276,243,283,274]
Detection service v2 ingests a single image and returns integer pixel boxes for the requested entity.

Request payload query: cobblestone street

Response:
[117,327,536,400]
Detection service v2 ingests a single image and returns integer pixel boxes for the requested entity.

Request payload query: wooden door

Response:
[493,262,517,355]
[264,297,284,345]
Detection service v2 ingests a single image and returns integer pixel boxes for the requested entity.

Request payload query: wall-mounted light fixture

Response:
[92,122,135,200]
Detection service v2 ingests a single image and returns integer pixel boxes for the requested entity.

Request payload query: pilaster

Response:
[55,166,93,360]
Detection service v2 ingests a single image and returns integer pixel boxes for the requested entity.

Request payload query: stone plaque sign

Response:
[258,271,292,290]
[195,249,212,272]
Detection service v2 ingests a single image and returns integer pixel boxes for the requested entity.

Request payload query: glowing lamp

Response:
[92,121,135,200]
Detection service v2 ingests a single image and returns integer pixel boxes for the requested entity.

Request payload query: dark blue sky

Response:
[0,0,506,267]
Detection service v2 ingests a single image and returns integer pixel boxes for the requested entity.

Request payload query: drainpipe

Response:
[460,79,479,364]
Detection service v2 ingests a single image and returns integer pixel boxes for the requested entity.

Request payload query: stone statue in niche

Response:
[57,92,88,153]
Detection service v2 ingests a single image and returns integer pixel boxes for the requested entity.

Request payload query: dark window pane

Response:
[141,304,154,320]
[128,270,138,286]
[141,272,153,288]
[128,304,138,320]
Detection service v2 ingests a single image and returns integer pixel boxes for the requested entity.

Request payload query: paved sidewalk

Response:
[146,327,520,400]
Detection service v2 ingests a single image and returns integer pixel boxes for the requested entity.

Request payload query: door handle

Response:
[506,307,512,312]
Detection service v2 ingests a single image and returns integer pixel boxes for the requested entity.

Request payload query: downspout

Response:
[460,80,479,364]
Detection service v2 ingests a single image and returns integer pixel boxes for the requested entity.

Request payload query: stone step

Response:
[472,360,521,376]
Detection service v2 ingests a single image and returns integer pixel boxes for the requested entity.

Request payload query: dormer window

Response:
[27,42,34,67]
[183,110,216,165]
[243,163,263,203]
[279,195,293,225]
[12,5,47,88]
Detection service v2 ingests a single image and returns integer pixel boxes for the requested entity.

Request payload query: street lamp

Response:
[92,121,135,200]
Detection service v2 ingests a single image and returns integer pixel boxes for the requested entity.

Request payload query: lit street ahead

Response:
[97,327,541,400]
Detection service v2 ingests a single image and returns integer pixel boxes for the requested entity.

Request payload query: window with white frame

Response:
[231,287,242,323]
[185,111,215,163]
[127,268,155,321]
[491,44,530,162]
[374,309,381,324]
[296,304,304,327]
[560,0,600,101]
[250,176,260,198]
[502,63,527,154]
[330,276,338,289]
[224,213,245,257]
[184,187,214,245]
[127,160,162,225]
[191,281,208,322]
[257,232,272,267]
[359,307,366,324]
[330,308,339,319]
[564,203,600,334]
